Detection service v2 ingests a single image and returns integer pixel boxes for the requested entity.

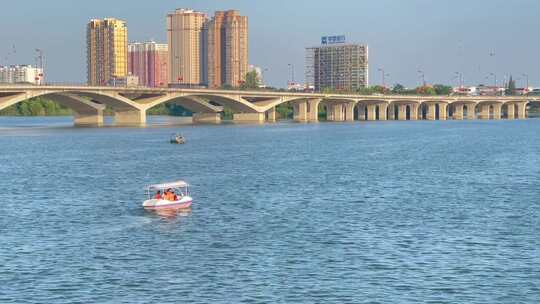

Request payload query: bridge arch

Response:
[143,94,223,114]
[182,94,261,113]
[0,91,106,126]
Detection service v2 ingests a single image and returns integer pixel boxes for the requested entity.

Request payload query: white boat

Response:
[142,181,193,210]
[170,133,185,144]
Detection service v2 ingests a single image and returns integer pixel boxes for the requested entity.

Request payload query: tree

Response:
[240,70,260,90]
[391,84,405,94]
[416,86,436,95]
[322,87,337,94]
[371,85,388,94]
[506,75,516,96]
[219,84,234,90]
[433,84,452,96]
[356,86,374,95]
[222,106,234,120]
[276,104,293,119]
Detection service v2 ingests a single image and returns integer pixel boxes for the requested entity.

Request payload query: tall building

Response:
[167,9,208,86]
[0,65,44,85]
[128,41,168,87]
[87,18,128,86]
[306,40,368,91]
[206,10,248,88]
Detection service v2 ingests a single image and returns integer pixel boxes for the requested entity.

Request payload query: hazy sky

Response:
[1,0,539,88]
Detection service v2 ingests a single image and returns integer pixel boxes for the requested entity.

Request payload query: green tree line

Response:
[0,97,73,116]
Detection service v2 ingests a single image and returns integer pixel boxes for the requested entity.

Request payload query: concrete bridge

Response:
[0,85,538,126]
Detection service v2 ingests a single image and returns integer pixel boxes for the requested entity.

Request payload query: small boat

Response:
[143,181,193,210]
[170,133,185,144]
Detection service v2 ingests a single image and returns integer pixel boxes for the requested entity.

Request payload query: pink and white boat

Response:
[143,181,193,210]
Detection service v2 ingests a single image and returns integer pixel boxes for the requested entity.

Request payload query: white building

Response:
[0,65,44,85]
[453,86,478,96]
[287,82,314,92]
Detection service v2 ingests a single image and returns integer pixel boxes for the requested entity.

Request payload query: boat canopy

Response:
[147,181,189,191]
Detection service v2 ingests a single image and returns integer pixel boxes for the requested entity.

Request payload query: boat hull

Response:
[142,197,193,210]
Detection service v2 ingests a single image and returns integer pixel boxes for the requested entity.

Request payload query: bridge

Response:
[0,85,538,126]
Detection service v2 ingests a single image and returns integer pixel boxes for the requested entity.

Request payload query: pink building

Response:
[128,41,168,87]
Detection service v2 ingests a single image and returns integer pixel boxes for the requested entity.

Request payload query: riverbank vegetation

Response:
[0,97,73,116]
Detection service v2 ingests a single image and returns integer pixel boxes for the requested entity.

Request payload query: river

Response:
[1,116,539,303]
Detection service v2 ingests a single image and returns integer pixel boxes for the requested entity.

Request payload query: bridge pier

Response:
[266,107,276,122]
[307,99,320,122]
[493,104,502,120]
[379,103,388,121]
[506,103,515,119]
[115,109,146,126]
[357,104,366,121]
[387,104,395,120]
[453,104,464,120]
[466,104,476,120]
[325,103,344,122]
[517,102,527,119]
[74,111,104,126]
[233,112,265,123]
[479,105,490,120]
[366,104,377,121]
[426,104,436,120]
[439,103,448,120]
[293,101,308,122]
[344,102,355,122]
[193,113,221,123]
[398,105,406,120]
[410,104,419,120]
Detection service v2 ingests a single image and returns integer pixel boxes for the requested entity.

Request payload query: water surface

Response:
[1,117,539,303]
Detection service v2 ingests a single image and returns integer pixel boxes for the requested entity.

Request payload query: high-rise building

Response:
[87,18,128,86]
[206,10,248,88]
[0,65,44,85]
[167,9,208,87]
[306,41,368,91]
[128,41,168,87]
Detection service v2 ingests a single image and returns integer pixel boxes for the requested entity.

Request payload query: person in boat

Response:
[155,190,162,200]
[166,188,174,201]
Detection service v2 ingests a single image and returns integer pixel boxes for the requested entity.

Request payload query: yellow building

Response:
[206,10,248,88]
[167,9,208,86]
[87,18,128,86]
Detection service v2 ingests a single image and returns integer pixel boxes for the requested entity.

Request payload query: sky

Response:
[1,0,539,88]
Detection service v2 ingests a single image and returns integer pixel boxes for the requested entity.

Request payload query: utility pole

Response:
[262,68,268,87]
[489,72,497,87]
[377,68,389,88]
[417,70,425,86]
[455,72,463,88]
[489,72,497,95]
[287,63,295,84]
[522,73,529,94]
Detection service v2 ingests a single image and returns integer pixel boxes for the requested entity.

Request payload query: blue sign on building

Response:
[321,35,346,45]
